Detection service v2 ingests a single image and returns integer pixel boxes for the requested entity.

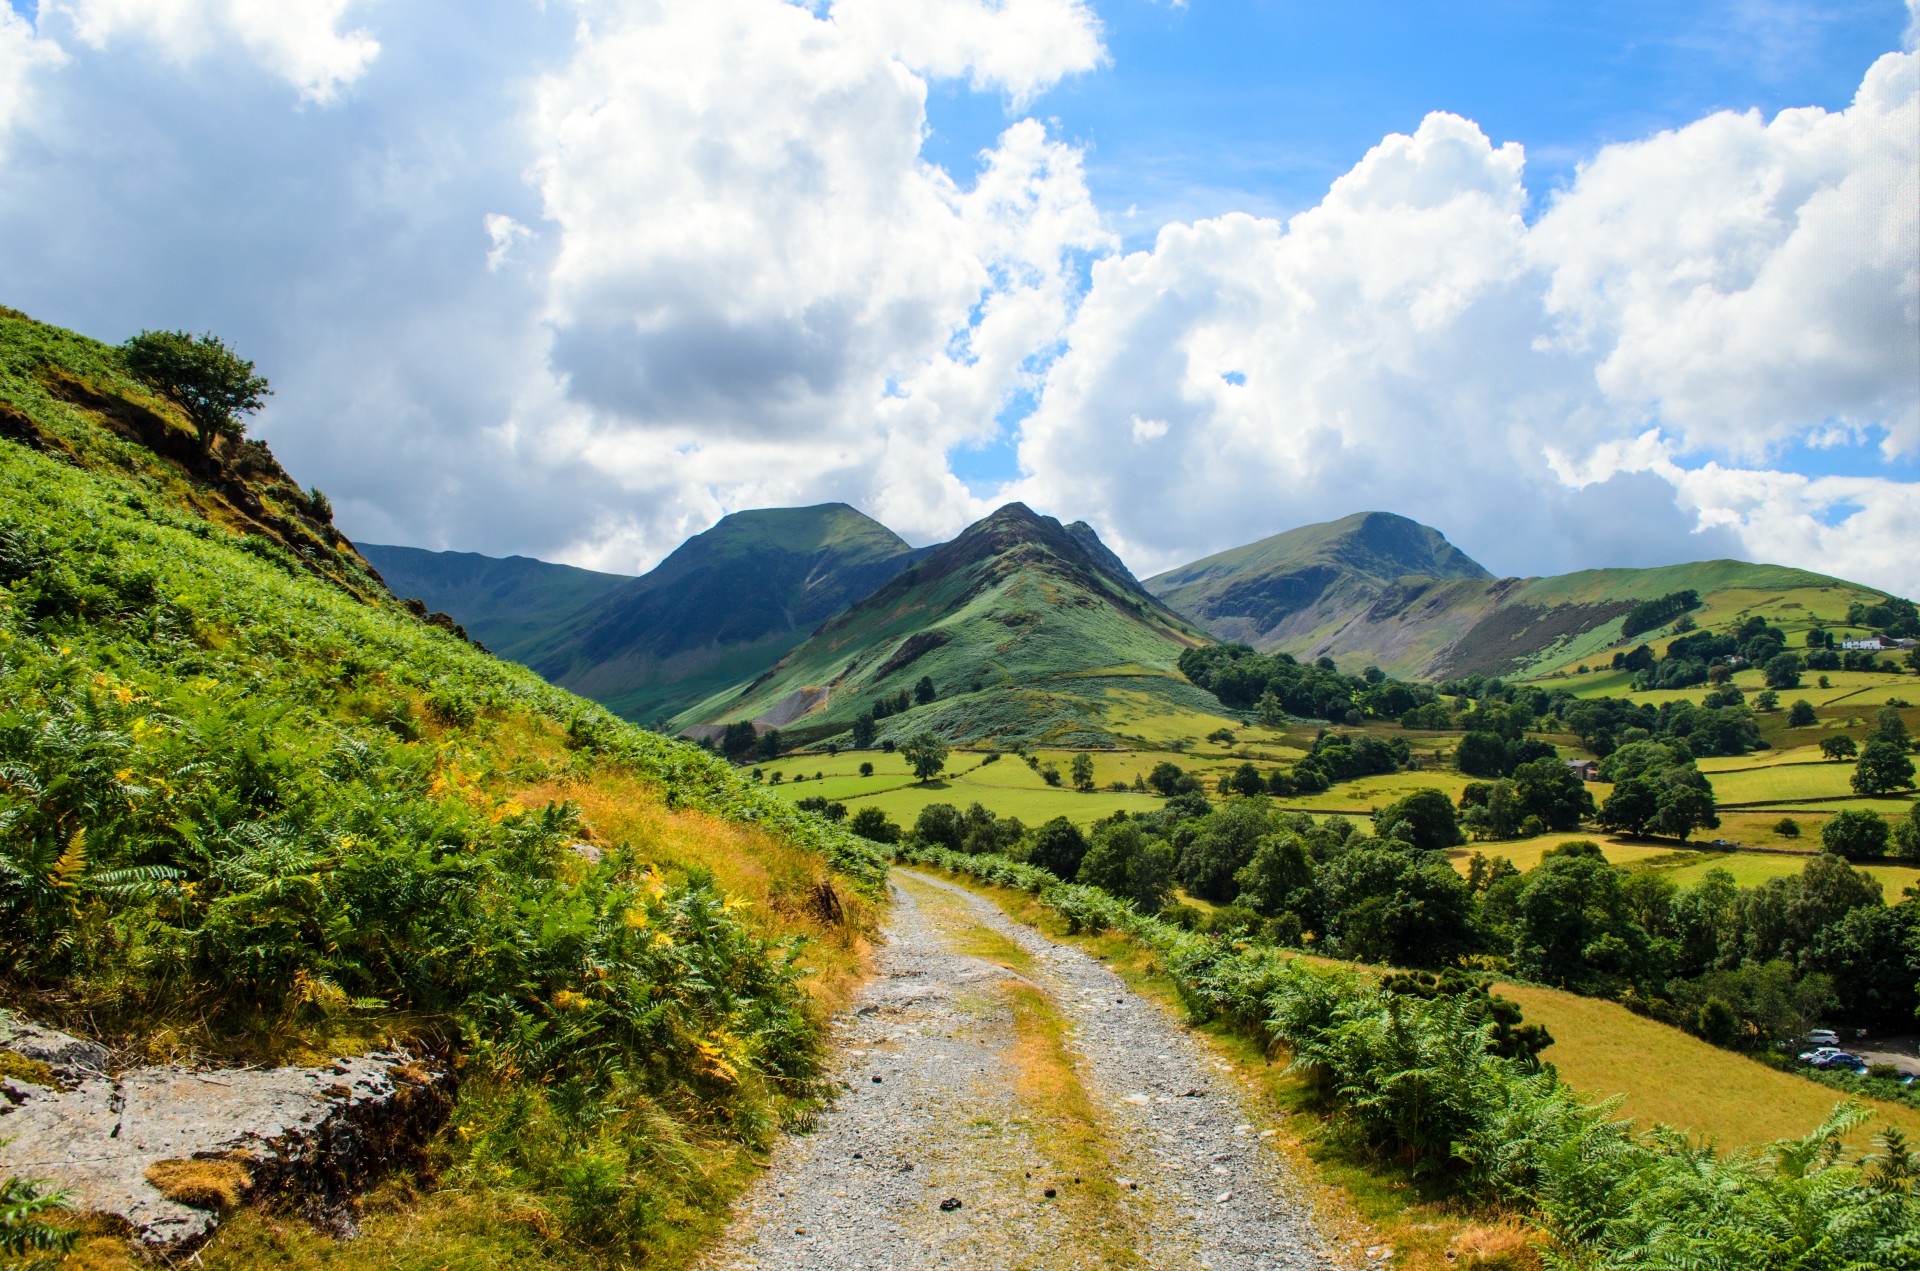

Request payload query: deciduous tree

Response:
[901,731,949,783]
[121,329,270,449]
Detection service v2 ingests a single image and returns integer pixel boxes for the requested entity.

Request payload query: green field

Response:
[1445,836,1678,875]
[1498,982,1920,1148]
[1633,850,1920,894]
[763,749,1158,826]
[1706,760,1861,804]
[1272,767,1478,814]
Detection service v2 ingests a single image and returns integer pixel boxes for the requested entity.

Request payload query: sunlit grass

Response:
[1498,983,1920,1149]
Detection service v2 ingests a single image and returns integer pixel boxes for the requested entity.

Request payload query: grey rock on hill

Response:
[1,1016,448,1249]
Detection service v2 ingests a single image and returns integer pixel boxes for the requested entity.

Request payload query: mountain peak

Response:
[677,502,1206,744]
[1144,512,1489,653]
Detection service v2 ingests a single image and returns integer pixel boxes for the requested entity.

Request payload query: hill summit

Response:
[376,503,922,723]
[1150,511,1881,681]
[675,502,1215,746]
[1147,510,1490,651]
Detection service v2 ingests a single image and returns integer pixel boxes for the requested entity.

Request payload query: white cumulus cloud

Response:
[830,0,1106,102]
[1531,50,1920,460]
[0,8,68,154]
[1009,54,1920,597]
[45,0,379,101]
[526,0,1109,547]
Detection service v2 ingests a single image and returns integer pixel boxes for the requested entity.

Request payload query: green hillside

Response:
[674,503,1218,747]
[357,542,632,655]
[1147,510,1491,652]
[496,504,921,724]
[0,306,886,1268]
[1150,513,1892,681]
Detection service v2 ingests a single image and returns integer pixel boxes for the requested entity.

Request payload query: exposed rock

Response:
[0,1013,111,1086]
[0,1035,450,1250]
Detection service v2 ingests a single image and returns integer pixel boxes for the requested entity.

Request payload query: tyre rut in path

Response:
[707,870,1355,1271]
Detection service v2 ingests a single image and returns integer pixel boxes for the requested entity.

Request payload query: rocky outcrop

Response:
[0,1016,450,1249]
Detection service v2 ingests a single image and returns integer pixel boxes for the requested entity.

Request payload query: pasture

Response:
[1499,982,1920,1148]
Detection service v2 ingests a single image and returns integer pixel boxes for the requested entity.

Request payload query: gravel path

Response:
[707,870,1355,1271]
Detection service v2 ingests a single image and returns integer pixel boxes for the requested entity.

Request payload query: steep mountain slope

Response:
[1150,512,1890,680]
[513,504,926,723]
[356,542,632,657]
[1146,511,1492,654]
[675,503,1216,746]
[0,305,884,1268]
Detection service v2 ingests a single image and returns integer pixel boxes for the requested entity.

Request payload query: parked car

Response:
[1808,1029,1841,1048]
[1808,1051,1867,1071]
[1799,1046,1844,1063]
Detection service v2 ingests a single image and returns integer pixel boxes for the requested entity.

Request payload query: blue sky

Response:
[934,0,1915,492]
[930,2,1909,216]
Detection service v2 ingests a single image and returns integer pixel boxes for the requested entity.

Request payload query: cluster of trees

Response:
[843,677,942,747]
[1846,596,1920,639]
[1620,588,1702,639]
[720,719,785,760]
[859,788,1920,1044]
[1177,644,1439,725]
[1612,617,1803,692]
[1459,757,1595,839]
[1842,706,1917,795]
[1594,740,1721,841]
[1821,805,1920,861]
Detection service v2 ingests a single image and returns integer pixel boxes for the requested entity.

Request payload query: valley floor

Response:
[706,871,1352,1271]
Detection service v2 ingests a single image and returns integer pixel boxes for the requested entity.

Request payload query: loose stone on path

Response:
[705,870,1354,1271]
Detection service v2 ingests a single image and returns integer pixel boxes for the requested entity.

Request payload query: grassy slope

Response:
[675,505,1218,748]
[1505,564,1888,681]
[0,308,886,1269]
[355,542,632,659]
[1501,983,1920,1148]
[506,505,918,725]
[1151,507,1893,682]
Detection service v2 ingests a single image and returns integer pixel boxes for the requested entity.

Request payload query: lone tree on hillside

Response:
[1788,700,1818,728]
[1070,752,1095,792]
[1820,736,1858,762]
[1853,740,1915,796]
[121,329,271,450]
[901,731,949,783]
[913,675,937,706]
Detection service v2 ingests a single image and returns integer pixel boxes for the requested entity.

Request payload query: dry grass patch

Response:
[1496,983,1920,1149]
[507,770,878,1021]
[1448,1219,1540,1269]
[144,1157,252,1211]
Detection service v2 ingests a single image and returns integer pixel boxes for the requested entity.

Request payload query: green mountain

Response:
[1150,513,1889,681]
[1147,511,1491,655]
[506,504,925,724]
[674,502,1217,746]
[356,543,633,656]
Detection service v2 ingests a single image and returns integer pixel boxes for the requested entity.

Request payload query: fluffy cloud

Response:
[526,0,1109,548]
[0,0,1911,601]
[1531,50,1919,459]
[1011,54,1920,595]
[42,0,379,101]
[0,10,64,152]
[830,0,1106,102]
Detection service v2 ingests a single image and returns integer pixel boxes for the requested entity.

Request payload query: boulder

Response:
[0,1025,450,1249]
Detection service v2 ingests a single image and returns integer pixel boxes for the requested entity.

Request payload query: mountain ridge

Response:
[1150,512,1886,680]
[674,501,1217,746]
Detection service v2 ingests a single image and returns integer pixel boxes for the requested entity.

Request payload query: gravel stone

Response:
[707,870,1354,1270]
